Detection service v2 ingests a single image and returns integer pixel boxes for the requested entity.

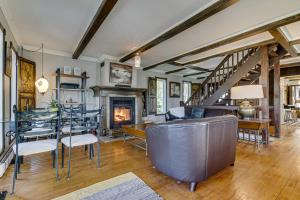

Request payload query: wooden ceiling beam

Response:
[269,29,298,57]
[143,13,300,71]
[289,38,300,46]
[183,71,207,77]
[72,0,118,59]
[179,39,276,65]
[281,62,300,68]
[165,68,186,74]
[119,0,239,62]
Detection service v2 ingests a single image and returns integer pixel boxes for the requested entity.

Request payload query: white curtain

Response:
[0,29,4,153]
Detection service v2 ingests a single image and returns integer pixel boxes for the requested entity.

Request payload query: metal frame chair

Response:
[11,105,60,194]
[60,105,103,178]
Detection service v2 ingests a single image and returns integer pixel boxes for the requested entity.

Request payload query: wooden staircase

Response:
[185,47,263,106]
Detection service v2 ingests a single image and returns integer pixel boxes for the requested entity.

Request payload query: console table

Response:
[238,118,271,147]
[122,123,149,155]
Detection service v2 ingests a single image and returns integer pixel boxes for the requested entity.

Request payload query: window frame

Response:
[155,77,167,115]
[0,24,5,155]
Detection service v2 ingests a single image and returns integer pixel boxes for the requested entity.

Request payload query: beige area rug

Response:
[53,172,162,200]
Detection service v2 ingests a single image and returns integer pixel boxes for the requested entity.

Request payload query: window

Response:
[156,78,167,114]
[11,48,17,120]
[183,81,192,103]
[0,27,4,154]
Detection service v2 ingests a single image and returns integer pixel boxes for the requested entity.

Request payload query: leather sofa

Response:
[145,115,238,192]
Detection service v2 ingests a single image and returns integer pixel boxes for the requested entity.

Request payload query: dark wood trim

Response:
[168,61,184,66]
[281,62,300,68]
[183,71,206,77]
[155,77,168,115]
[120,0,239,62]
[197,76,206,80]
[182,39,276,66]
[289,38,300,46]
[72,0,118,59]
[165,68,186,74]
[273,57,280,137]
[269,29,297,57]
[280,66,300,77]
[187,66,212,72]
[260,46,270,119]
[143,13,300,71]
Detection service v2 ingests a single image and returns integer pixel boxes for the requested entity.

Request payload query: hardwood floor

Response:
[1,126,300,200]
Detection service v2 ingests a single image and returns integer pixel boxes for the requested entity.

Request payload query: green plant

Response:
[49,99,58,109]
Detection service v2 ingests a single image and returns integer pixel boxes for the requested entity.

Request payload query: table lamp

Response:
[231,85,264,119]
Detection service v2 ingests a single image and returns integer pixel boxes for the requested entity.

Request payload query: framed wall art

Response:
[169,82,180,98]
[109,62,132,85]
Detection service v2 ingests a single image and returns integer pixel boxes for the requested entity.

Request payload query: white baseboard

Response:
[0,149,13,177]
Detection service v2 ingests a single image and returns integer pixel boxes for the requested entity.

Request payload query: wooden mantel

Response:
[90,85,147,97]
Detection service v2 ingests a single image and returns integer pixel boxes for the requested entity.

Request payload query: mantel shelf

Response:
[55,73,89,79]
[52,88,86,91]
[90,85,147,97]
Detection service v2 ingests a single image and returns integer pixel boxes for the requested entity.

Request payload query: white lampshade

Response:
[134,54,141,68]
[35,76,49,94]
[231,85,264,99]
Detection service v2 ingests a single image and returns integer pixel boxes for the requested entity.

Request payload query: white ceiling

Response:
[2,0,300,76]
[0,0,102,52]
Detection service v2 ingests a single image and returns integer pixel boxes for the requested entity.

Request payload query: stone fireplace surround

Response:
[90,86,146,135]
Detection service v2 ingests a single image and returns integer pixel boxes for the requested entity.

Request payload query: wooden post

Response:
[260,46,269,119]
[273,58,281,137]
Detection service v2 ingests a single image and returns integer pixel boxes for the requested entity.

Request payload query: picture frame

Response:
[169,82,181,98]
[109,62,133,85]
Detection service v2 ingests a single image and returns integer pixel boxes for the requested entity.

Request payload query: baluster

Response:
[242,50,245,63]
[236,52,239,71]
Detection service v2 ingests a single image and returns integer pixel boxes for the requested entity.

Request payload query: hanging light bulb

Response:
[35,43,49,95]
[134,54,141,68]
[35,76,49,94]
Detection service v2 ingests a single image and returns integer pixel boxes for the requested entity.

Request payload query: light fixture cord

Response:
[42,43,44,77]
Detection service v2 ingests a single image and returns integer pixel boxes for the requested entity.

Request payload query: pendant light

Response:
[35,44,49,95]
[134,53,141,68]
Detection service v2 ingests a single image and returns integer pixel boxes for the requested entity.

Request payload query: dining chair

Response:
[11,105,60,194]
[60,105,103,178]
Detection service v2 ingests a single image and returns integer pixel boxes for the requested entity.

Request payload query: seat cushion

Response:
[61,134,97,147]
[62,125,86,133]
[13,139,57,156]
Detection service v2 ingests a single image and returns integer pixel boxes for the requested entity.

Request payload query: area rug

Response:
[53,172,162,200]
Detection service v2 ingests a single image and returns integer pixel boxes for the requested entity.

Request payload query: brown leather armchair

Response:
[146,115,238,192]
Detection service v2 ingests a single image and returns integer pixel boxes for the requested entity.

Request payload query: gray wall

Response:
[23,51,99,109]
[137,69,200,109]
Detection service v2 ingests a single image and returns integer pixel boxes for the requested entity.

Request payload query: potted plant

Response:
[49,99,59,112]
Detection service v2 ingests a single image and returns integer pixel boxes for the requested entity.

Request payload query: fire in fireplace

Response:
[110,97,135,129]
[114,107,131,122]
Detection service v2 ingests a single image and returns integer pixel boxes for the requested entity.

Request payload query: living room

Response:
[1,0,300,199]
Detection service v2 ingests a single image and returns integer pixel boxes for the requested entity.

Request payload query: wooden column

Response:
[273,58,281,137]
[260,46,269,119]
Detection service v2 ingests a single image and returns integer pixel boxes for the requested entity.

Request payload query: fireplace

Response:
[110,97,135,129]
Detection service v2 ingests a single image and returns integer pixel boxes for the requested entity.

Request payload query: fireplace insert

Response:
[109,97,135,129]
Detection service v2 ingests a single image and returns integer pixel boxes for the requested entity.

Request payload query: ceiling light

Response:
[134,54,141,68]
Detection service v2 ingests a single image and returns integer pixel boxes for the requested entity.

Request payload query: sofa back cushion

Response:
[191,107,205,118]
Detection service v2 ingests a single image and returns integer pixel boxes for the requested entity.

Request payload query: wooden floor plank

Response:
[1,126,300,200]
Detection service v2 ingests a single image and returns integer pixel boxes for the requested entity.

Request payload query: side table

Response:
[238,118,271,148]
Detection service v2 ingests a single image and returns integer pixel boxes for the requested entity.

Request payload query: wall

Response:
[137,69,201,109]
[99,59,201,110]
[0,7,19,177]
[22,51,99,109]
